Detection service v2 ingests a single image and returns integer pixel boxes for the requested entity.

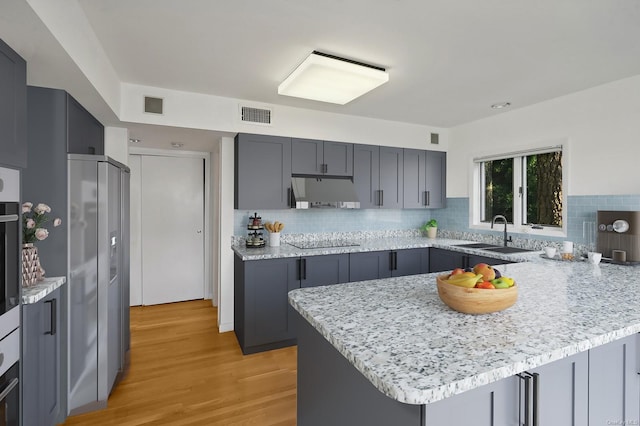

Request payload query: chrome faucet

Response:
[491,214,512,247]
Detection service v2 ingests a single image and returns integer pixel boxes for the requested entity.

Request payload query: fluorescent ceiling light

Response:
[278,51,389,105]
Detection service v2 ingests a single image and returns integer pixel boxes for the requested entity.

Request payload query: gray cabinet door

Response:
[402,148,426,209]
[379,146,404,209]
[589,333,640,424]
[0,38,27,168]
[425,150,446,208]
[527,351,588,426]
[323,141,353,176]
[67,94,104,155]
[349,251,391,281]
[235,133,292,209]
[291,138,323,175]
[353,144,380,208]
[425,375,520,425]
[301,254,349,288]
[468,254,514,268]
[243,257,299,348]
[22,287,61,426]
[393,248,427,277]
[429,248,467,273]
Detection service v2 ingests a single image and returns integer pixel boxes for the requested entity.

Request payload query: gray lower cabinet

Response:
[234,253,349,354]
[425,375,520,425]
[589,333,640,424]
[22,288,61,426]
[301,254,349,288]
[528,350,589,425]
[353,145,403,209]
[291,138,353,176]
[403,149,446,209]
[235,133,292,209]
[349,249,429,282]
[0,37,27,168]
[429,248,513,273]
[426,351,589,425]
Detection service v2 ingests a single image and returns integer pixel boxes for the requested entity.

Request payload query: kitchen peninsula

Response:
[289,260,640,425]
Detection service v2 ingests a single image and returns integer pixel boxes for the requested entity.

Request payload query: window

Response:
[474,145,564,231]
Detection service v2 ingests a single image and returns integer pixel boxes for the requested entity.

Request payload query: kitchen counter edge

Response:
[22,276,66,304]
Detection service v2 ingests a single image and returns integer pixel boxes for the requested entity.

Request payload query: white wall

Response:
[449,74,640,197]
[104,126,129,165]
[119,83,449,150]
[217,137,235,332]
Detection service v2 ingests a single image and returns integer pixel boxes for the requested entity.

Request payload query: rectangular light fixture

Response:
[278,51,389,105]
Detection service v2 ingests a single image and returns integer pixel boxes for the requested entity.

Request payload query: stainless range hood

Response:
[291,176,360,209]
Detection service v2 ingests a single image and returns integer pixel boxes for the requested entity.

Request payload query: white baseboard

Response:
[218,321,234,333]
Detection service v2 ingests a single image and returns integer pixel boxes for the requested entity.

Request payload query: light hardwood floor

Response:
[63,300,297,425]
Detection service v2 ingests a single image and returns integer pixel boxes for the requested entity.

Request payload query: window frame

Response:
[469,141,568,238]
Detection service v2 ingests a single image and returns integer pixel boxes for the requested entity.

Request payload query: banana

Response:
[446,274,484,288]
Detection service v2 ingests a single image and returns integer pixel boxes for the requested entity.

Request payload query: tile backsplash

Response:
[234,194,640,249]
[234,209,433,237]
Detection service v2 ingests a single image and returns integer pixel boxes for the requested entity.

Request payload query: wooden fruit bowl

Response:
[436,274,518,314]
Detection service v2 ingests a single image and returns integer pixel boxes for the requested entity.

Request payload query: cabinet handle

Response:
[45,298,57,335]
[380,190,384,206]
[389,252,397,270]
[518,371,538,426]
[297,259,302,280]
[532,372,539,426]
[288,187,294,208]
[302,258,307,280]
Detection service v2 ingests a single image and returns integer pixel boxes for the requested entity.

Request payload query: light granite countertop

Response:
[288,260,640,405]
[22,276,66,304]
[232,236,544,263]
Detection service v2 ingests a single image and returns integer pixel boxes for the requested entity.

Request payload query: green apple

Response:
[491,278,510,289]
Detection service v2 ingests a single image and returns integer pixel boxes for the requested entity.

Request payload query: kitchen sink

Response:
[483,246,533,254]
[457,243,500,249]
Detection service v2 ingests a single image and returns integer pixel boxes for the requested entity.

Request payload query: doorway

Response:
[129,150,211,306]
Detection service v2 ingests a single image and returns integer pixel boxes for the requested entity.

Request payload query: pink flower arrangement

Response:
[22,202,62,244]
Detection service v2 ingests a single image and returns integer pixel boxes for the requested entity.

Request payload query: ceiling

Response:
[2,1,640,150]
[77,0,640,128]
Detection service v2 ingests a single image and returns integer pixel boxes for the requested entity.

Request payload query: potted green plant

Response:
[420,219,438,238]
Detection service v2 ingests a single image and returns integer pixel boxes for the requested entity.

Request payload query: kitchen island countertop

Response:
[288,260,640,405]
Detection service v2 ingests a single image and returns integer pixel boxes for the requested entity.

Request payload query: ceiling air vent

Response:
[144,96,164,114]
[240,105,272,125]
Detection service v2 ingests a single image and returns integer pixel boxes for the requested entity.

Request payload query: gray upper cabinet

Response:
[67,95,104,155]
[403,148,446,209]
[353,144,380,208]
[425,150,446,208]
[235,133,292,209]
[353,144,403,209]
[291,138,353,176]
[0,38,27,168]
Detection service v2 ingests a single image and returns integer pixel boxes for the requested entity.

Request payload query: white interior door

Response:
[140,155,205,305]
